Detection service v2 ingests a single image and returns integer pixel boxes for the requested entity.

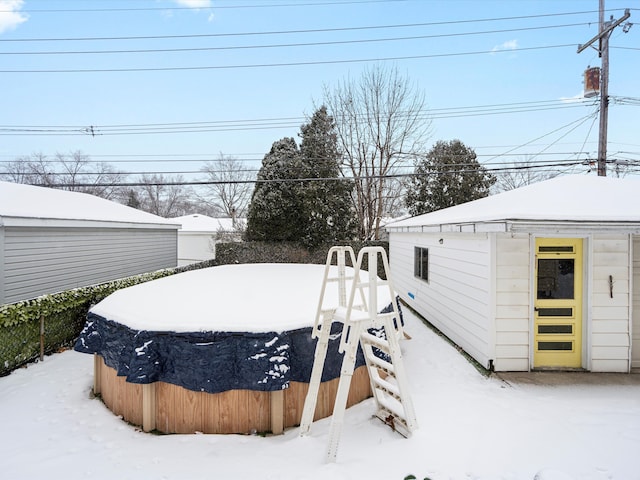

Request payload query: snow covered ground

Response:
[1,308,639,480]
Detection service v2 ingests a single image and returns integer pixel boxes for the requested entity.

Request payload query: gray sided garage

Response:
[0,181,180,305]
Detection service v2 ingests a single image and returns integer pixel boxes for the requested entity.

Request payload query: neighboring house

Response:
[377,215,411,241]
[172,214,245,267]
[0,181,180,305]
[386,175,640,373]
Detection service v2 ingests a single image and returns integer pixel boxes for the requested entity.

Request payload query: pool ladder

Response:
[299,246,418,462]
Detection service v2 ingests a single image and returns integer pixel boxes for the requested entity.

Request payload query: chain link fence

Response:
[0,303,87,376]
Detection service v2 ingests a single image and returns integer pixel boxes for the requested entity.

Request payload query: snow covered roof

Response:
[387,175,640,230]
[0,181,180,229]
[171,214,245,232]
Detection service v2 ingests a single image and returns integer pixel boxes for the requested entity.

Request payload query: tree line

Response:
[2,64,533,244]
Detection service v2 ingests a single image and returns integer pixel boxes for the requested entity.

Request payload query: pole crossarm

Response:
[577,8,631,53]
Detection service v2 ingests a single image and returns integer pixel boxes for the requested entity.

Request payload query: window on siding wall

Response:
[414,247,429,282]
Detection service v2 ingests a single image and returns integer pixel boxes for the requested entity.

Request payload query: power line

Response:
[0,44,579,74]
[13,160,640,185]
[21,159,593,189]
[2,1,410,14]
[483,108,600,164]
[0,23,591,56]
[1,155,610,177]
[0,151,609,165]
[0,98,595,136]
[0,11,605,43]
[576,111,600,162]
[2,143,620,161]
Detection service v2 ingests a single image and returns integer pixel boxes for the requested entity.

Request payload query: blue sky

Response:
[0,0,637,182]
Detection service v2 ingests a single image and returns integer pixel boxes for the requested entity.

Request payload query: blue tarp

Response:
[74,300,401,394]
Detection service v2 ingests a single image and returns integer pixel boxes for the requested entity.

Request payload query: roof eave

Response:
[387,219,640,234]
[0,215,181,230]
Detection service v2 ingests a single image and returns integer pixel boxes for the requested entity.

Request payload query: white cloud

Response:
[491,39,518,54]
[560,93,588,103]
[173,0,212,8]
[165,0,213,19]
[0,0,28,34]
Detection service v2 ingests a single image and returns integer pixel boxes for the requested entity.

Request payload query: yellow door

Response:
[534,238,583,369]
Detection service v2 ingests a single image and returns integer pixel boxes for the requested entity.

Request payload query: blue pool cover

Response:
[74,300,401,394]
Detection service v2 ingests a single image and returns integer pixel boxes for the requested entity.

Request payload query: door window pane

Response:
[539,246,574,253]
[537,307,573,317]
[537,259,574,299]
[538,341,573,351]
[538,325,573,334]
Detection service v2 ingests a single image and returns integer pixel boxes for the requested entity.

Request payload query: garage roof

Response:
[0,181,180,228]
[388,175,640,230]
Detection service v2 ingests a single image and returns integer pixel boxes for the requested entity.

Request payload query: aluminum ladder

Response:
[300,246,417,462]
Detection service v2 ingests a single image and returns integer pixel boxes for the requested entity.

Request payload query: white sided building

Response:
[387,175,640,373]
[0,181,180,305]
[172,214,245,267]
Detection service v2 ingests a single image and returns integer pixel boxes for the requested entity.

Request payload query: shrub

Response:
[0,260,216,376]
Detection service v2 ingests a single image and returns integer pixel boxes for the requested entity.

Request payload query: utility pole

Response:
[577,1,631,176]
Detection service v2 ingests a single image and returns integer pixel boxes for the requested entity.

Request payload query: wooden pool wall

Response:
[93,354,372,434]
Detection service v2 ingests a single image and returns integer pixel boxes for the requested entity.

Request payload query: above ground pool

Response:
[74,263,398,434]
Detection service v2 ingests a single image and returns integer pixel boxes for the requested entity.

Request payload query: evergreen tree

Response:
[405,139,495,216]
[299,106,356,246]
[245,138,306,242]
[245,108,356,247]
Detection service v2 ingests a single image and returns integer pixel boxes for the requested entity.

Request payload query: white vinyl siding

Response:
[493,234,531,371]
[0,227,5,305]
[2,227,177,304]
[177,232,216,267]
[390,231,492,369]
[590,234,631,372]
[633,236,640,370]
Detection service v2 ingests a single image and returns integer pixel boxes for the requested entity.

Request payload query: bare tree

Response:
[136,174,196,218]
[608,159,634,178]
[0,153,45,184]
[383,175,407,218]
[493,157,560,193]
[0,151,126,200]
[200,154,253,223]
[56,151,126,199]
[323,64,432,239]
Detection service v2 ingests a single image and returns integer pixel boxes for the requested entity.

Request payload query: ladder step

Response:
[372,375,400,398]
[321,305,365,318]
[355,279,389,287]
[365,351,395,374]
[371,312,398,330]
[334,306,370,322]
[374,409,413,439]
[376,394,407,423]
[326,275,356,283]
[360,331,389,350]
[334,309,396,325]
